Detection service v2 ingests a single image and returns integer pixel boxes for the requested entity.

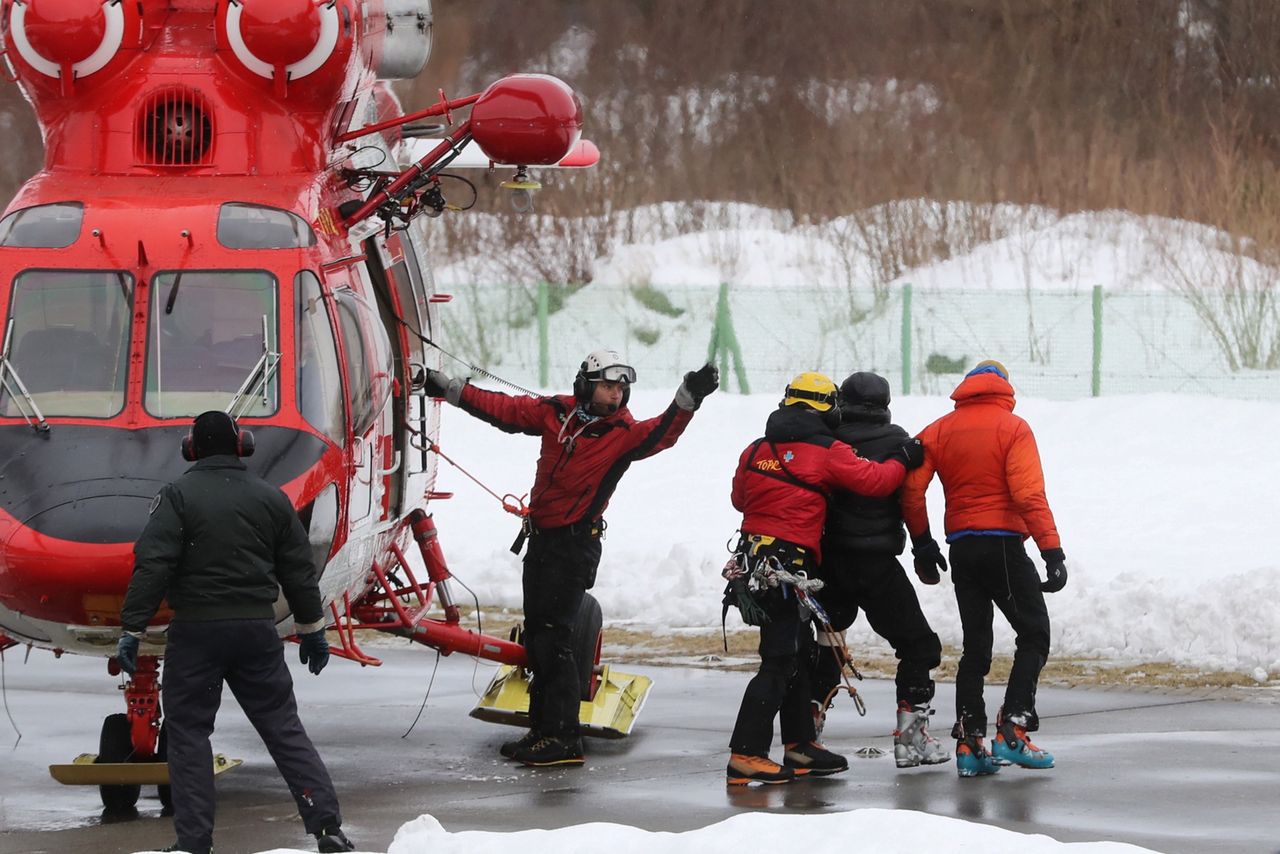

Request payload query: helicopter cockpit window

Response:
[295,271,345,444]
[0,269,132,418]
[0,203,85,249]
[217,203,316,250]
[144,270,279,418]
[332,289,392,436]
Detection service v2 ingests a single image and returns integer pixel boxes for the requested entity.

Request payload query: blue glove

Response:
[298,629,330,675]
[116,633,139,675]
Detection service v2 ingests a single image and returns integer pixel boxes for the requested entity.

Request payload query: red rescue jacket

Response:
[458,386,693,529]
[731,407,906,561]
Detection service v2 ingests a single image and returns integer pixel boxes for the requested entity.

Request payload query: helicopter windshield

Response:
[0,269,132,418]
[145,269,278,418]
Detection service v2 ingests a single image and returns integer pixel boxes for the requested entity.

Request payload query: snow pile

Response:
[231,809,1157,854]
[431,202,1280,400]
[430,387,1280,677]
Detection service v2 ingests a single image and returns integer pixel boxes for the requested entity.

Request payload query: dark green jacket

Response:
[121,455,323,631]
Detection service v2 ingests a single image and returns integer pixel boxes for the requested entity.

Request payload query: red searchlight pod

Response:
[9,0,126,93]
[470,74,583,166]
[222,0,342,94]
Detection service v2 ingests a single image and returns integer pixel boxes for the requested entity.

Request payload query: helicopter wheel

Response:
[96,713,141,813]
[573,593,603,702]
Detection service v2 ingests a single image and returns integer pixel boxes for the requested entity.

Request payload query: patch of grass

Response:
[400,609,1273,695]
[632,326,661,346]
[631,284,686,318]
[926,352,968,374]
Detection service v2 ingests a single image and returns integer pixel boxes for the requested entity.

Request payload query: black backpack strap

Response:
[744,438,829,498]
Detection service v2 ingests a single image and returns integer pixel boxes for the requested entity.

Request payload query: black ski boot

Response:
[315,825,356,852]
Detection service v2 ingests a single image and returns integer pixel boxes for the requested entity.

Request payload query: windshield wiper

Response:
[226,314,281,419]
[0,318,50,433]
[164,272,183,314]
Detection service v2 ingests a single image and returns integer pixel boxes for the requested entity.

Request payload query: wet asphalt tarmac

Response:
[0,645,1277,854]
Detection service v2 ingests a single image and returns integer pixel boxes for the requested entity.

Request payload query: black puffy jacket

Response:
[821,411,910,556]
[121,455,323,630]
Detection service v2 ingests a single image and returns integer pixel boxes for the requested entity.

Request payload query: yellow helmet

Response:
[783,371,838,411]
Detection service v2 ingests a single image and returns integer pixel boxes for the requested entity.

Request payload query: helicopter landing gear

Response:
[96,713,141,814]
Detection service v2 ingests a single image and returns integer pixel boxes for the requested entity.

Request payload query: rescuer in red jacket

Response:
[724,371,924,785]
[901,360,1066,778]
[425,350,718,767]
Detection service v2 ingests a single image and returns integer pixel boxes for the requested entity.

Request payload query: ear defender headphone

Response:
[181,411,256,461]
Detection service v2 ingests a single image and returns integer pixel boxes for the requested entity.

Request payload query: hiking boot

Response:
[726,752,805,785]
[783,740,848,776]
[161,844,211,854]
[955,734,1000,778]
[893,701,952,768]
[499,729,542,759]
[512,734,585,767]
[315,826,355,853]
[993,708,1054,769]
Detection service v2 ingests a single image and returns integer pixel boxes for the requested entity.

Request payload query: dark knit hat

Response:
[191,410,239,458]
[838,371,891,422]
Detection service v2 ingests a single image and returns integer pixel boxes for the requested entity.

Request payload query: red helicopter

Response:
[0,0,642,812]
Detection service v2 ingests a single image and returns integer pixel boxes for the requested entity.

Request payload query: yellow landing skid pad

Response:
[470,664,652,739]
[499,178,541,191]
[49,753,243,786]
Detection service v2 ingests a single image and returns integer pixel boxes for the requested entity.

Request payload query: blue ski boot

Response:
[992,708,1055,769]
[954,728,1000,778]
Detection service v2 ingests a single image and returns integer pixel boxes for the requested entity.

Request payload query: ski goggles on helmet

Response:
[588,363,637,384]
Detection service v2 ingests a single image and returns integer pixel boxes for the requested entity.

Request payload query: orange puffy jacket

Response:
[901,371,1060,551]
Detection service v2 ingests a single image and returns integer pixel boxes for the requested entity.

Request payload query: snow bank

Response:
[429,387,1280,676]
[230,809,1157,854]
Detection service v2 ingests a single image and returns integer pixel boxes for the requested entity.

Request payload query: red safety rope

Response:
[426,438,529,518]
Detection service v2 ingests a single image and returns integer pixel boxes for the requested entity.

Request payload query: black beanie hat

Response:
[192,410,239,458]
[839,372,891,422]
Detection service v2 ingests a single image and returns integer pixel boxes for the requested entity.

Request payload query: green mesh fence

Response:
[437,282,1280,400]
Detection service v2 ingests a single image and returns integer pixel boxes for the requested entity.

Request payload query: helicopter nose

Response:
[19,488,163,545]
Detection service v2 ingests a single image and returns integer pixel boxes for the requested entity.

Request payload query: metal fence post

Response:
[537,281,549,388]
[901,282,913,395]
[1092,284,1102,397]
[707,282,750,394]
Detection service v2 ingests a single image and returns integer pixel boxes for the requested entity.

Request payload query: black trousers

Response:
[949,535,1051,735]
[521,525,602,739]
[810,547,941,708]
[162,619,340,852]
[729,538,817,755]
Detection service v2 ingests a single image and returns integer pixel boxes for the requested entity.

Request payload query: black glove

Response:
[912,535,947,585]
[889,438,926,470]
[1040,548,1068,593]
[684,363,720,401]
[420,368,453,399]
[116,633,139,675]
[298,629,330,675]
